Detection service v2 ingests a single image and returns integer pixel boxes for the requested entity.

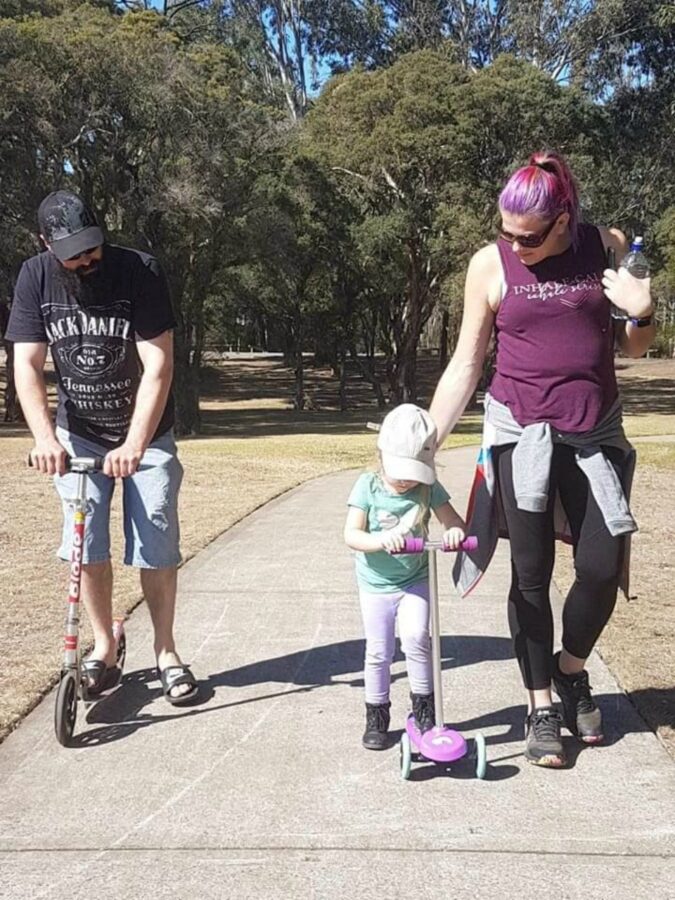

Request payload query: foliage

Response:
[1,0,673,420]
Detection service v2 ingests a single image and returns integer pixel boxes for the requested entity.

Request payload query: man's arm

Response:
[104,330,174,478]
[13,341,67,475]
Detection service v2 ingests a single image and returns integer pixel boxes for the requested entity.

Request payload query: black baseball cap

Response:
[37,190,104,261]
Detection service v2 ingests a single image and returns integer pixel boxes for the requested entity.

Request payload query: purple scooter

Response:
[393,536,487,780]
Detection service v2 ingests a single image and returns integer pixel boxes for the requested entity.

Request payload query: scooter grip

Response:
[390,536,479,554]
[389,537,425,555]
[401,536,425,553]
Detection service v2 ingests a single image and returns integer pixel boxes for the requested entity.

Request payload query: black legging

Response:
[495,443,624,690]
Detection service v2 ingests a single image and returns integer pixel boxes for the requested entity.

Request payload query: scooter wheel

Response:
[474,732,487,780]
[115,631,127,669]
[54,670,78,746]
[400,732,412,780]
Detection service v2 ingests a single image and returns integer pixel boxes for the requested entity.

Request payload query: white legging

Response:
[358,580,432,705]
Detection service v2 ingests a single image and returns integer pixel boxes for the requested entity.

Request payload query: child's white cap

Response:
[377,403,437,485]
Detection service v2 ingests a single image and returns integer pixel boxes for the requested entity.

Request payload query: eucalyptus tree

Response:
[303,51,603,401]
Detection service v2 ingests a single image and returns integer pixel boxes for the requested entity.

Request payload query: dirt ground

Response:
[0,353,673,758]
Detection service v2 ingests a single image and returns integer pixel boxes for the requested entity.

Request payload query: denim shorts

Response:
[54,427,183,568]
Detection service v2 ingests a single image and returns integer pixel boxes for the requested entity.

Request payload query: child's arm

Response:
[344,506,387,552]
[344,506,407,553]
[433,501,466,550]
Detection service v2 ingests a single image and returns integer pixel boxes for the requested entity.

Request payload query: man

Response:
[6,190,197,704]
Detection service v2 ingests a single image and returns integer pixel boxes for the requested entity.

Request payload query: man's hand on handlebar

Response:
[103,443,144,479]
[30,439,68,476]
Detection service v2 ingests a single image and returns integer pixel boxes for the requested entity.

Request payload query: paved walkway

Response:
[1,447,673,900]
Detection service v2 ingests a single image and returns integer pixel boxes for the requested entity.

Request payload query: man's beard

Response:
[53,253,105,304]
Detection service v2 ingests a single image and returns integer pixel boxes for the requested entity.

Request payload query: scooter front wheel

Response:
[400,732,412,780]
[54,670,78,746]
[474,732,487,780]
[115,630,127,669]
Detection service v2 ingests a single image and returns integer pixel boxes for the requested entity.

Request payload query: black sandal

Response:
[82,659,122,696]
[159,665,199,706]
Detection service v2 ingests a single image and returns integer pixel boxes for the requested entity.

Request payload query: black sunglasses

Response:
[65,246,100,262]
[498,218,557,249]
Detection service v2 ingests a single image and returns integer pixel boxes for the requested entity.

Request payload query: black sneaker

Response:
[411,692,435,734]
[524,706,566,767]
[552,653,604,743]
[362,702,391,750]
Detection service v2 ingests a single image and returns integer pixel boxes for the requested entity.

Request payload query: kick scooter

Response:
[30,454,127,745]
[393,536,487,780]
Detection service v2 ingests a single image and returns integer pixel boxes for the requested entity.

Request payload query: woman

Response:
[429,151,654,767]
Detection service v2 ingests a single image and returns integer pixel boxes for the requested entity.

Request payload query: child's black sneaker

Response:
[362,702,391,750]
[411,692,435,734]
[552,652,603,743]
[524,706,566,767]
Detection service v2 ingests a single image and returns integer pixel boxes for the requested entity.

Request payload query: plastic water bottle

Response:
[620,236,650,279]
[609,236,650,320]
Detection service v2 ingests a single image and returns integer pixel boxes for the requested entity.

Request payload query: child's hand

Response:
[442,527,466,551]
[380,528,408,554]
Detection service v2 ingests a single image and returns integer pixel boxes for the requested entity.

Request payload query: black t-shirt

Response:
[6,244,176,448]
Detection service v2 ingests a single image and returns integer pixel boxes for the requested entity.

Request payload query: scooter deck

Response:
[405,714,468,764]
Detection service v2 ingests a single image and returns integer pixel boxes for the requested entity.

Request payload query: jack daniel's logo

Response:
[45,311,131,344]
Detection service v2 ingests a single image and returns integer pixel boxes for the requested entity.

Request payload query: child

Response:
[344,403,466,750]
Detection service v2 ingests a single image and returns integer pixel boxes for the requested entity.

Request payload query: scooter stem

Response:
[428,549,444,728]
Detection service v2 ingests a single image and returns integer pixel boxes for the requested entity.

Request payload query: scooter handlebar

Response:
[391,535,478,554]
[28,454,105,472]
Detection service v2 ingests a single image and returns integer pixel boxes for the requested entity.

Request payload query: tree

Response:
[0,5,277,431]
[302,51,602,402]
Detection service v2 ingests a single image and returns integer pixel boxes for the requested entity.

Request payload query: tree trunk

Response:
[294,346,305,410]
[173,322,201,435]
[1,303,21,422]
[349,344,386,409]
[2,339,21,422]
[439,307,449,371]
[338,348,347,412]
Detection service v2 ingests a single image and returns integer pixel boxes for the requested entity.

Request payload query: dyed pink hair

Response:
[499,151,580,245]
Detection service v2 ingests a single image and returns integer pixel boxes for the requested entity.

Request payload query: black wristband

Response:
[628,315,653,327]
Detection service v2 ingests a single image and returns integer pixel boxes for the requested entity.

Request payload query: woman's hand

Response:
[602,267,652,318]
[442,527,466,551]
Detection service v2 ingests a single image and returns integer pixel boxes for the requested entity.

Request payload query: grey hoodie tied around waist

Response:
[485,393,637,537]
[453,394,637,600]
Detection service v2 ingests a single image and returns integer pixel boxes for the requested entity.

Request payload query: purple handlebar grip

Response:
[391,536,478,554]
[460,536,478,552]
[402,536,425,553]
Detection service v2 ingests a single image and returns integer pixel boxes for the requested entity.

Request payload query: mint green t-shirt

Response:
[347,472,450,592]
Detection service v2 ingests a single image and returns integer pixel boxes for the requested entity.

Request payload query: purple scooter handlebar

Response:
[391,536,478,554]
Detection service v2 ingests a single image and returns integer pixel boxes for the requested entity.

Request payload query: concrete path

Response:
[1,446,673,900]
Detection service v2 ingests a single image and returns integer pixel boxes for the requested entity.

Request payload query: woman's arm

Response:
[429,245,498,444]
[600,226,655,359]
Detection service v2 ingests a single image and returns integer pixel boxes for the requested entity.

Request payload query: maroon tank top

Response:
[489,223,617,433]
